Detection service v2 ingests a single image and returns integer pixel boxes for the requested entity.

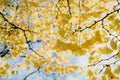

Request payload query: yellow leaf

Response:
[32,59,44,68]
[97,45,113,54]
[89,55,99,65]
[81,30,101,49]
[104,67,111,74]
[3,0,10,4]
[57,13,71,25]
[32,59,39,68]
[98,76,106,80]
[108,73,118,80]
[4,63,9,69]
[87,69,96,80]
[81,36,97,49]
[53,40,86,56]
[0,15,3,22]
[17,64,25,68]
[110,38,117,50]
[95,30,102,42]
[0,67,6,78]
[114,65,120,74]
[10,49,19,58]
[44,66,53,73]
[59,28,66,37]
[25,59,30,65]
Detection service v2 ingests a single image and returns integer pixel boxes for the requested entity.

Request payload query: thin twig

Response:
[74,8,120,33]
[23,67,41,80]
[66,0,72,15]
[88,51,120,67]
[102,21,120,41]
[0,12,36,33]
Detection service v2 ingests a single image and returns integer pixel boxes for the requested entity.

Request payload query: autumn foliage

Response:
[0,0,120,80]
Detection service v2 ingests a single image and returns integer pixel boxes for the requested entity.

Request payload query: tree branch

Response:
[66,0,72,15]
[0,11,44,58]
[23,67,41,80]
[88,51,120,67]
[23,31,46,59]
[0,12,36,33]
[74,8,120,33]
[101,21,120,41]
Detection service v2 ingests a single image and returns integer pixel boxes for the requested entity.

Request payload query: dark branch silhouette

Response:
[0,49,9,57]
[23,67,41,80]
[73,8,120,33]
[0,12,36,33]
[66,0,72,15]
[0,44,10,57]
[88,51,120,67]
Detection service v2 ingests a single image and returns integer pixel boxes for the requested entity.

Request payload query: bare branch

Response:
[102,21,120,41]
[99,58,120,74]
[0,12,36,33]
[0,49,9,57]
[23,31,46,59]
[88,51,120,67]
[66,0,72,15]
[23,67,41,80]
[99,65,106,74]
[110,58,120,65]
[74,8,120,33]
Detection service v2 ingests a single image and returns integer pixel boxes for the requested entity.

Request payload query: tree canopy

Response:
[0,0,120,80]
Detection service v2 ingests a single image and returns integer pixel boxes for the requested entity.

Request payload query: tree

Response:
[0,0,120,80]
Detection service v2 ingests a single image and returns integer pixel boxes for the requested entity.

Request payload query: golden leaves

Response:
[80,30,102,50]
[0,67,6,78]
[25,59,30,65]
[1,0,10,5]
[87,69,96,80]
[26,32,37,42]
[56,13,71,25]
[54,65,65,72]
[109,18,120,34]
[10,45,24,58]
[114,52,120,59]
[104,66,111,74]
[89,55,99,65]
[17,64,25,68]
[98,76,106,80]
[20,21,28,30]
[0,15,4,23]
[44,66,53,73]
[81,36,97,49]
[53,40,86,56]
[114,65,120,75]
[4,63,9,69]
[96,45,113,54]
[28,2,39,7]
[58,28,66,37]
[32,59,44,68]
[0,62,10,78]
[69,16,79,24]
[104,66,119,80]
[110,38,117,50]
